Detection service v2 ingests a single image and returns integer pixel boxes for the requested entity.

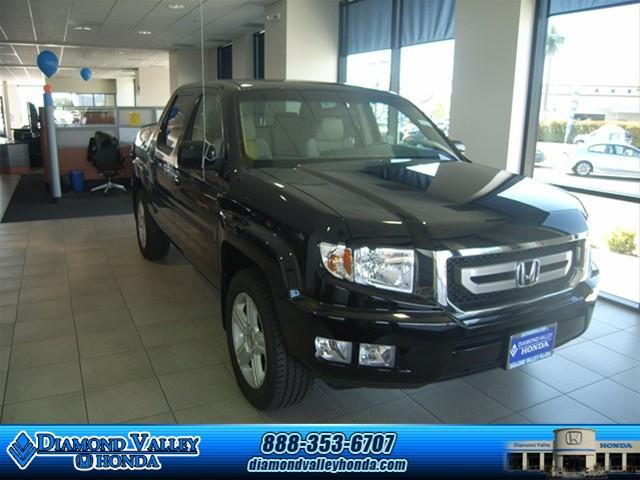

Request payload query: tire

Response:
[135,192,170,261]
[225,267,314,410]
[574,161,593,177]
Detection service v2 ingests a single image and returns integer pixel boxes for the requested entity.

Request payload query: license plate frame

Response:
[506,323,558,370]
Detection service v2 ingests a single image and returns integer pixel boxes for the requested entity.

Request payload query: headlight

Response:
[319,243,415,293]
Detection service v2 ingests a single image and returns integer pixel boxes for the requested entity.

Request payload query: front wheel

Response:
[225,268,314,409]
[574,161,593,177]
[135,193,170,260]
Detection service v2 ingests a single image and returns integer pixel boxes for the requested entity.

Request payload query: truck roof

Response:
[176,79,394,95]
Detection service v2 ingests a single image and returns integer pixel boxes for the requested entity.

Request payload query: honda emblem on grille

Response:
[515,259,541,287]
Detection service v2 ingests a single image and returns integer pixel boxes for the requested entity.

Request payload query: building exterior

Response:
[506,428,640,477]
[544,84,640,122]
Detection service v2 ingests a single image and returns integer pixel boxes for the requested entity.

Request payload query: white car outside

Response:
[573,124,631,145]
[566,143,640,178]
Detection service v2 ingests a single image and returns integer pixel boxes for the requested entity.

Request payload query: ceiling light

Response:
[138,30,152,35]
[167,3,185,9]
[73,25,93,31]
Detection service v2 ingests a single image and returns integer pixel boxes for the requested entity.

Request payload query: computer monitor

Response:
[28,102,40,134]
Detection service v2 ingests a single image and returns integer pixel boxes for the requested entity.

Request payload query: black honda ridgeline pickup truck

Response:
[132,81,599,409]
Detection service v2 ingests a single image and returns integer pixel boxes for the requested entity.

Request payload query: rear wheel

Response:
[574,161,593,177]
[225,268,314,409]
[135,193,170,260]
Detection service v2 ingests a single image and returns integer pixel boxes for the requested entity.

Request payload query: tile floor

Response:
[0,197,638,423]
[0,174,20,220]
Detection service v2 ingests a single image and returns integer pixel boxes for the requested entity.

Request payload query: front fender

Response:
[219,207,303,300]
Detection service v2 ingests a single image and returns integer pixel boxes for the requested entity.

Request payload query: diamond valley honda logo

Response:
[509,344,518,357]
[7,432,37,470]
[565,431,583,445]
[6,430,200,471]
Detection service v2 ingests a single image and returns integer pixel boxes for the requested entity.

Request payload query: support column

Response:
[449,0,536,173]
[1,81,13,140]
[136,67,171,107]
[232,32,254,79]
[168,47,217,92]
[265,0,339,81]
[170,49,203,91]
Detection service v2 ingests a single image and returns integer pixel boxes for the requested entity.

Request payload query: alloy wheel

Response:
[137,201,147,247]
[231,292,267,389]
[576,162,592,176]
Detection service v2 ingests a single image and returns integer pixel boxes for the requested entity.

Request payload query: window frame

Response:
[521,0,640,309]
[339,0,457,147]
[521,0,640,204]
[253,31,265,80]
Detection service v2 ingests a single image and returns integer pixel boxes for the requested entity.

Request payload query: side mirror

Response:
[178,140,218,170]
[452,140,466,154]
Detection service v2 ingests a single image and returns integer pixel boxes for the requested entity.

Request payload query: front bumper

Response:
[275,276,598,389]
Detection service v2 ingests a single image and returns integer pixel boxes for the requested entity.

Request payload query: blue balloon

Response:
[80,67,92,81]
[37,50,59,78]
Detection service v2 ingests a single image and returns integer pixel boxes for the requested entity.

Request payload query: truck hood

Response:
[259,159,588,250]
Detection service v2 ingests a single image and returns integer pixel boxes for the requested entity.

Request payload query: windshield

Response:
[237,88,461,167]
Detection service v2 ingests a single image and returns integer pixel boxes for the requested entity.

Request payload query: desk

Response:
[0,140,30,174]
[41,119,133,183]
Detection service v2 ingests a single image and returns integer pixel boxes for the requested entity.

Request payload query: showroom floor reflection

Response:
[0,214,638,424]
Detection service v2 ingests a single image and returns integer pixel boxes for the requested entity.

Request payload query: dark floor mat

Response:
[1,173,132,223]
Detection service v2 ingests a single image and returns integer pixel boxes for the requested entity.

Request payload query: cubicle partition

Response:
[41,106,161,183]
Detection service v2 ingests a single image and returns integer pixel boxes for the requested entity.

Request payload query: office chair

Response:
[87,131,126,194]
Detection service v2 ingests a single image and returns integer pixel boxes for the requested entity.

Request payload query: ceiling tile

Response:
[0,0,265,79]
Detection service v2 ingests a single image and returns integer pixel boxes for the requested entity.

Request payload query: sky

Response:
[547,4,640,87]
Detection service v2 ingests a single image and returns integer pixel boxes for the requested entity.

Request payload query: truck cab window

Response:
[159,94,195,152]
[188,95,224,158]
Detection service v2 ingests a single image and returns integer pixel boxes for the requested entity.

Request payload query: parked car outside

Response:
[132,81,598,409]
[573,124,632,145]
[566,143,640,178]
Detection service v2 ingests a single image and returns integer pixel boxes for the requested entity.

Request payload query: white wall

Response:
[136,67,171,107]
[169,48,218,90]
[206,48,217,82]
[48,77,116,94]
[265,0,287,79]
[286,0,339,81]
[169,49,202,91]
[2,81,15,138]
[449,0,535,173]
[264,0,339,81]
[232,32,254,79]
[116,78,136,106]
[3,83,22,136]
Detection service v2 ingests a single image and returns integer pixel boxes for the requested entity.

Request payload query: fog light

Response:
[359,343,396,367]
[315,337,352,364]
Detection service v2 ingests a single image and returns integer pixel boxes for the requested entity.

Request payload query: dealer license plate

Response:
[506,324,557,369]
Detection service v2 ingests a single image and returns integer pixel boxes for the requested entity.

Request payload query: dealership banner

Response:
[0,425,638,478]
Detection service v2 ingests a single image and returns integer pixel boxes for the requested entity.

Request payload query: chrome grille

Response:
[446,241,581,312]
[459,250,573,295]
